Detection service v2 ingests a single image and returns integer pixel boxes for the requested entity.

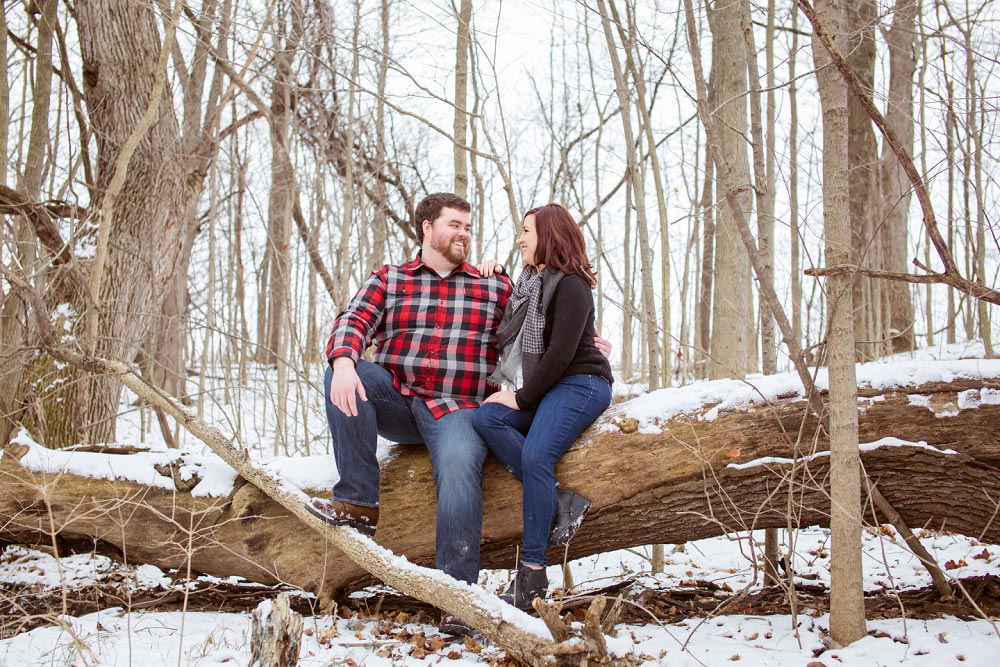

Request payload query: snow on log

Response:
[2,365,999,602]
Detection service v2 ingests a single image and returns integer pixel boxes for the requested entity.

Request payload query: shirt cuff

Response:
[514,389,532,411]
[328,346,361,367]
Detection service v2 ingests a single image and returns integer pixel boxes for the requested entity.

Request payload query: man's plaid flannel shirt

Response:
[326,254,512,418]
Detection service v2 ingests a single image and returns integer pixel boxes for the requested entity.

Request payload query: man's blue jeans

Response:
[324,361,487,585]
[472,374,612,567]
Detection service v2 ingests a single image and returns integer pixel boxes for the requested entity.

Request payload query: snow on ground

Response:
[5,605,995,667]
[2,340,999,665]
[2,526,998,666]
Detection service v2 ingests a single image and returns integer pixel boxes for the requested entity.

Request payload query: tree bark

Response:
[844,0,881,362]
[810,0,867,645]
[24,0,189,448]
[452,0,471,198]
[4,375,999,600]
[707,0,752,380]
[879,0,919,355]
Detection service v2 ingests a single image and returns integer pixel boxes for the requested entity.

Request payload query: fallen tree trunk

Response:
[4,375,999,603]
[1,270,606,667]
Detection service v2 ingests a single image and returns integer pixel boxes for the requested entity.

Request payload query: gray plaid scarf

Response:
[489,266,564,388]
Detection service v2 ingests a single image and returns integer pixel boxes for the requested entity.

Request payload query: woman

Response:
[474,203,613,610]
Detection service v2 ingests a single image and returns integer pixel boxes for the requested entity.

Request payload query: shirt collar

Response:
[408,251,481,278]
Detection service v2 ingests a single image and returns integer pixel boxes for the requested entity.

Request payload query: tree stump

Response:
[250,593,303,667]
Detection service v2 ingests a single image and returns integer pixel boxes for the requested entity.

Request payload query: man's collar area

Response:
[406,251,483,278]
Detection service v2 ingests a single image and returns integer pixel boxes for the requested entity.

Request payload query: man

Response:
[307,193,510,635]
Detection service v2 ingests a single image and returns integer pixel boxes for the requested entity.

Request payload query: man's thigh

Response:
[413,404,488,476]
[354,360,422,444]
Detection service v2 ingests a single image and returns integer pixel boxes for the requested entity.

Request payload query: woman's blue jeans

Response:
[473,374,611,566]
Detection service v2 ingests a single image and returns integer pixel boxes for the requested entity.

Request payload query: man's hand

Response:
[595,330,612,358]
[329,357,367,417]
[483,390,519,410]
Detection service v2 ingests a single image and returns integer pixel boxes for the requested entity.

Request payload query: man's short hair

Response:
[414,193,471,243]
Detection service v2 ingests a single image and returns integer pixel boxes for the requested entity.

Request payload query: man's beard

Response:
[431,232,469,264]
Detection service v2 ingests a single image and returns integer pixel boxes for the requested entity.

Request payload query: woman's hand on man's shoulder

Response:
[476,260,504,277]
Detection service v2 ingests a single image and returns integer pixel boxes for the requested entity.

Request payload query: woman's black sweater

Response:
[514,275,614,411]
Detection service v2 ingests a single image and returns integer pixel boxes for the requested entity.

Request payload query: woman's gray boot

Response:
[550,489,592,547]
[499,565,549,610]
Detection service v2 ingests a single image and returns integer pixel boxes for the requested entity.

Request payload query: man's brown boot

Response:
[305,498,378,535]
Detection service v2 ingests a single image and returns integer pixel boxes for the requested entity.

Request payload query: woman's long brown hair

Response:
[526,203,598,287]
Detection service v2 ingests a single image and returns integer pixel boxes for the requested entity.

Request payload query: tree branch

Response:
[0,184,92,303]
[797,0,1000,306]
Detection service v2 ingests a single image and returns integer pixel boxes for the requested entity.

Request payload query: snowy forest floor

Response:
[2,526,999,665]
[2,340,1000,665]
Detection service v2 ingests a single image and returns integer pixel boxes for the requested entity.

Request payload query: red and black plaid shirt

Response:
[327,254,512,418]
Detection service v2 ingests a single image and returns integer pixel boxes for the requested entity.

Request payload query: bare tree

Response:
[370,0,391,269]
[972,76,994,357]
[878,0,919,354]
[1,0,58,441]
[707,0,752,380]
[942,3,997,357]
[22,0,191,447]
[258,0,303,369]
[742,0,781,585]
[453,0,471,197]
[596,0,660,389]
[146,0,237,403]
[695,113,715,379]
[916,8,933,347]
[0,4,7,185]
[804,0,868,644]
[845,0,882,360]
[609,0,672,386]
[789,3,803,352]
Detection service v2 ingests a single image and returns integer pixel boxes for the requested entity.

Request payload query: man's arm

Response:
[326,269,387,415]
[326,269,387,362]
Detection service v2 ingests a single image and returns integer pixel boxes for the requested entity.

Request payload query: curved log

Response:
[2,377,999,602]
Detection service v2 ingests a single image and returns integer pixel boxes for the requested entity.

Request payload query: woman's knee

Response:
[473,403,507,432]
